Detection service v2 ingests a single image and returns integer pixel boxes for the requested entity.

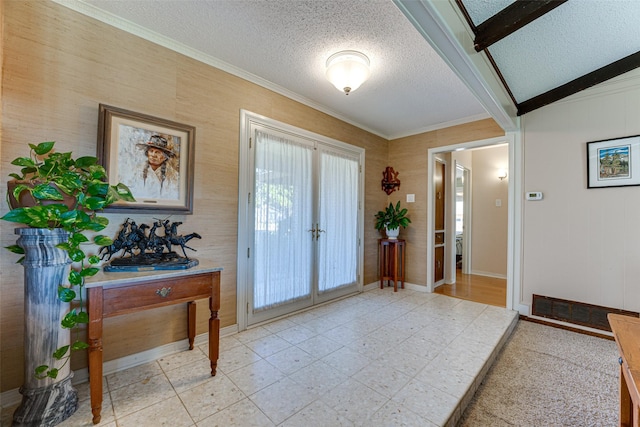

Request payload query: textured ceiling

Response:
[63,0,640,139]
[73,0,489,139]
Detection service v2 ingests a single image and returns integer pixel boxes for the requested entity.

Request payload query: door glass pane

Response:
[317,150,359,293]
[253,130,313,311]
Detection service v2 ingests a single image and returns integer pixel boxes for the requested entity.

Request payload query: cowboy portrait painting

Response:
[116,128,183,201]
[98,104,196,213]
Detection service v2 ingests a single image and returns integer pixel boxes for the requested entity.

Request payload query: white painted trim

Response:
[54,0,385,138]
[389,113,490,140]
[469,271,507,280]
[1,325,238,409]
[394,0,518,132]
[427,134,521,313]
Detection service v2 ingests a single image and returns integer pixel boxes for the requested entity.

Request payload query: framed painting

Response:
[97,104,196,213]
[587,135,640,189]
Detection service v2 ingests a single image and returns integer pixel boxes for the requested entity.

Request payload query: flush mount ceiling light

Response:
[325,50,370,95]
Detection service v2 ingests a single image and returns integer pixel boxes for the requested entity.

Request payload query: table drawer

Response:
[102,274,212,317]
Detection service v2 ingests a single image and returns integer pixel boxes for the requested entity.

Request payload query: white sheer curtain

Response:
[317,150,359,293]
[253,130,313,311]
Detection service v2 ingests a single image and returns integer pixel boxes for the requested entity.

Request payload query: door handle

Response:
[308,226,316,240]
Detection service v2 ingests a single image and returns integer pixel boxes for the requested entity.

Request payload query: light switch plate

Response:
[406,194,415,203]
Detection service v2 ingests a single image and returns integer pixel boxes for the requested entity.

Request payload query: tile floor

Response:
[3,287,518,427]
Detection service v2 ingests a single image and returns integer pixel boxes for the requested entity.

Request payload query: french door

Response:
[240,112,363,327]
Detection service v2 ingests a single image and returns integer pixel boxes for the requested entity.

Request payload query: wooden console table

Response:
[379,238,405,292]
[85,262,222,424]
[609,313,640,427]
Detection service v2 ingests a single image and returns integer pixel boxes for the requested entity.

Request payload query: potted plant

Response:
[2,141,134,425]
[374,200,411,239]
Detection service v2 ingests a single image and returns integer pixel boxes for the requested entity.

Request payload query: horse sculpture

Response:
[165,221,201,259]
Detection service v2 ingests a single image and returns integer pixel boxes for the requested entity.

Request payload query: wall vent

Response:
[532,294,638,331]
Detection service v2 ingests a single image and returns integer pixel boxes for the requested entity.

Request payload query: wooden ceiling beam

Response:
[473,0,568,52]
[517,50,640,116]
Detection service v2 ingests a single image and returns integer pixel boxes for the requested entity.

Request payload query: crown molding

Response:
[52,0,387,139]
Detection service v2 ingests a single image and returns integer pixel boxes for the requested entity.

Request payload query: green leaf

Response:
[71,340,89,351]
[68,248,85,263]
[83,197,106,211]
[11,184,31,201]
[86,182,109,197]
[61,310,78,329]
[11,157,36,167]
[94,235,113,246]
[53,345,70,360]
[9,173,22,180]
[75,156,98,168]
[114,183,136,202]
[81,267,99,277]
[76,311,89,324]
[88,255,101,264]
[20,166,37,176]
[5,245,25,254]
[47,369,59,379]
[58,286,76,302]
[35,365,49,376]
[93,216,109,227]
[56,242,73,251]
[70,233,89,244]
[1,208,32,224]
[33,141,55,155]
[68,270,83,286]
[32,184,63,201]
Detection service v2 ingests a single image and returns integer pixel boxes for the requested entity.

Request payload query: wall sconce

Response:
[381,166,401,194]
[497,169,508,181]
[326,50,370,95]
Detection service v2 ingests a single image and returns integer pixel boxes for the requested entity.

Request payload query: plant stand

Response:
[12,228,78,427]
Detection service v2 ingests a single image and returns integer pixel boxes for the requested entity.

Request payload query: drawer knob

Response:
[156,287,172,298]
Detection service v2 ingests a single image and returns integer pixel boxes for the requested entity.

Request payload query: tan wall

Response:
[470,145,508,277]
[0,1,389,392]
[520,68,640,312]
[388,120,504,286]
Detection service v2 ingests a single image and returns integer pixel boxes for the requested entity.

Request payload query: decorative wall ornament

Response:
[381,166,401,194]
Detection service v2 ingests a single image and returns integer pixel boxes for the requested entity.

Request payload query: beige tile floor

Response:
[2,287,518,427]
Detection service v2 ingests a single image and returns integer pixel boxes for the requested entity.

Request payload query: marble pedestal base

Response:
[12,373,78,426]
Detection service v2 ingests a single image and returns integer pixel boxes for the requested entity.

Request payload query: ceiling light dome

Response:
[325,50,370,95]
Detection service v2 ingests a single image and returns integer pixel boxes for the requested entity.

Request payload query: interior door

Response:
[248,125,361,325]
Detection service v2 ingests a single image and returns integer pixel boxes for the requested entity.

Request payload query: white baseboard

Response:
[470,270,507,280]
[1,324,239,409]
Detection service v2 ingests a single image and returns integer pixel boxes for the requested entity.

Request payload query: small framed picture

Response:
[587,135,640,189]
[98,104,196,213]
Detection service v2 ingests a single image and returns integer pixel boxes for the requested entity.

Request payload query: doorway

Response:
[426,134,520,312]
[237,111,364,329]
[454,162,471,275]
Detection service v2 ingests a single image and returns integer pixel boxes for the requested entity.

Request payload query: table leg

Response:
[401,242,405,289]
[392,243,398,292]
[209,275,221,376]
[379,242,384,289]
[87,287,104,425]
[187,301,196,350]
